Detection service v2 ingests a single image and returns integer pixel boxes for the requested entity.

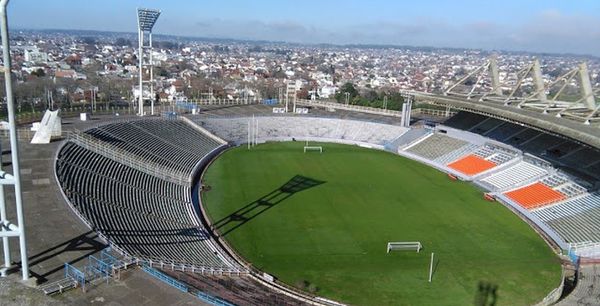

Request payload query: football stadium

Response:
[3,101,596,306]
[0,3,599,306]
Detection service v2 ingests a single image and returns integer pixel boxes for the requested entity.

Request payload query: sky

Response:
[8,0,600,55]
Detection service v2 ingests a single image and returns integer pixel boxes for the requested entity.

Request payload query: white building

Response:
[24,49,48,63]
[319,85,337,99]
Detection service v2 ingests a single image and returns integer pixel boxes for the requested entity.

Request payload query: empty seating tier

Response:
[446,111,600,181]
[405,134,469,160]
[56,120,242,273]
[385,128,432,151]
[433,143,479,165]
[504,182,567,210]
[85,119,223,175]
[530,192,600,246]
[443,112,487,130]
[485,122,526,142]
[545,206,600,243]
[533,193,600,222]
[447,154,497,176]
[479,161,547,190]
[194,116,408,146]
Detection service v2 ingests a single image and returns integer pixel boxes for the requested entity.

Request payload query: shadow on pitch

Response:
[474,281,498,306]
[433,257,440,277]
[213,175,325,237]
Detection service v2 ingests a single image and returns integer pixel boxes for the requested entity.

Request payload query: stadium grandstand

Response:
[55,120,242,273]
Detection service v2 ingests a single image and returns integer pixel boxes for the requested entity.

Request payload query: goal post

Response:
[303,140,322,153]
[304,146,322,153]
[387,241,422,253]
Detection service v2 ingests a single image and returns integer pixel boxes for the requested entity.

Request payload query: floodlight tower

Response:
[0,0,30,282]
[136,8,161,116]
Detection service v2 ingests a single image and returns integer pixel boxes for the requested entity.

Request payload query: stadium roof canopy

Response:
[414,93,600,149]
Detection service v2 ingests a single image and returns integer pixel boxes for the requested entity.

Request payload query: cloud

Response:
[195,21,212,28]
[506,10,600,54]
[168,10,600,56]
[180,19,325,43]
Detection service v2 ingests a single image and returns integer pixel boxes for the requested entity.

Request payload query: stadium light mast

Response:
[0,0,30,282]
[136,8,161,116]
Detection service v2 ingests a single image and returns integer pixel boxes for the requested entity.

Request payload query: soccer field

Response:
[201,142,561,306]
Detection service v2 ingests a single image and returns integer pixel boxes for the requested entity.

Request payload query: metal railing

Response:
[142,265,189,293]
[0,106,131,125]
[413,108,457,118]
[38,275,78,295]
[296,99,403,117]
[196,291,236,306]
[142,265,238,306]
[68,130,190,185]
[140,256,247,276]
[173,97,411,118]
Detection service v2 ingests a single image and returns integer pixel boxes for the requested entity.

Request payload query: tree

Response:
[80,36,96,45]
[296,88,309,100]
[363,90,379,102]
[30,68,45,78]
[115,38,132,47]
[334,82,358,103]
[271,68,287,79]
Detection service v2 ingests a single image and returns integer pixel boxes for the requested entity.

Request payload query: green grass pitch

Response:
[201,142,561,306]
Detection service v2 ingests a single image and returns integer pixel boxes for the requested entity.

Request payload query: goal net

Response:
[303,140,322,153]
[304,146,322,153]
[387,242,422,253]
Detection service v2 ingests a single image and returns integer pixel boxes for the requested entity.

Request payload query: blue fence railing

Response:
[99,248,123,267]
[142,265,189,293]
[263,99,278,105]
[88,255,111,282]
[197,291,236,306]
[141,265,236,305]
[568,248,580,266]
[64,263,86,289]
[162,111,178,119]
[176,101,198,110]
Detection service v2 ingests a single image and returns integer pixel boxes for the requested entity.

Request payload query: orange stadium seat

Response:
[447,154,497,176]
[504,182,567,210]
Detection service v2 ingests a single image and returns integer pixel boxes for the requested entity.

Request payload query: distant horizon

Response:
[11,26,599,60]
[8,0,600,57]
